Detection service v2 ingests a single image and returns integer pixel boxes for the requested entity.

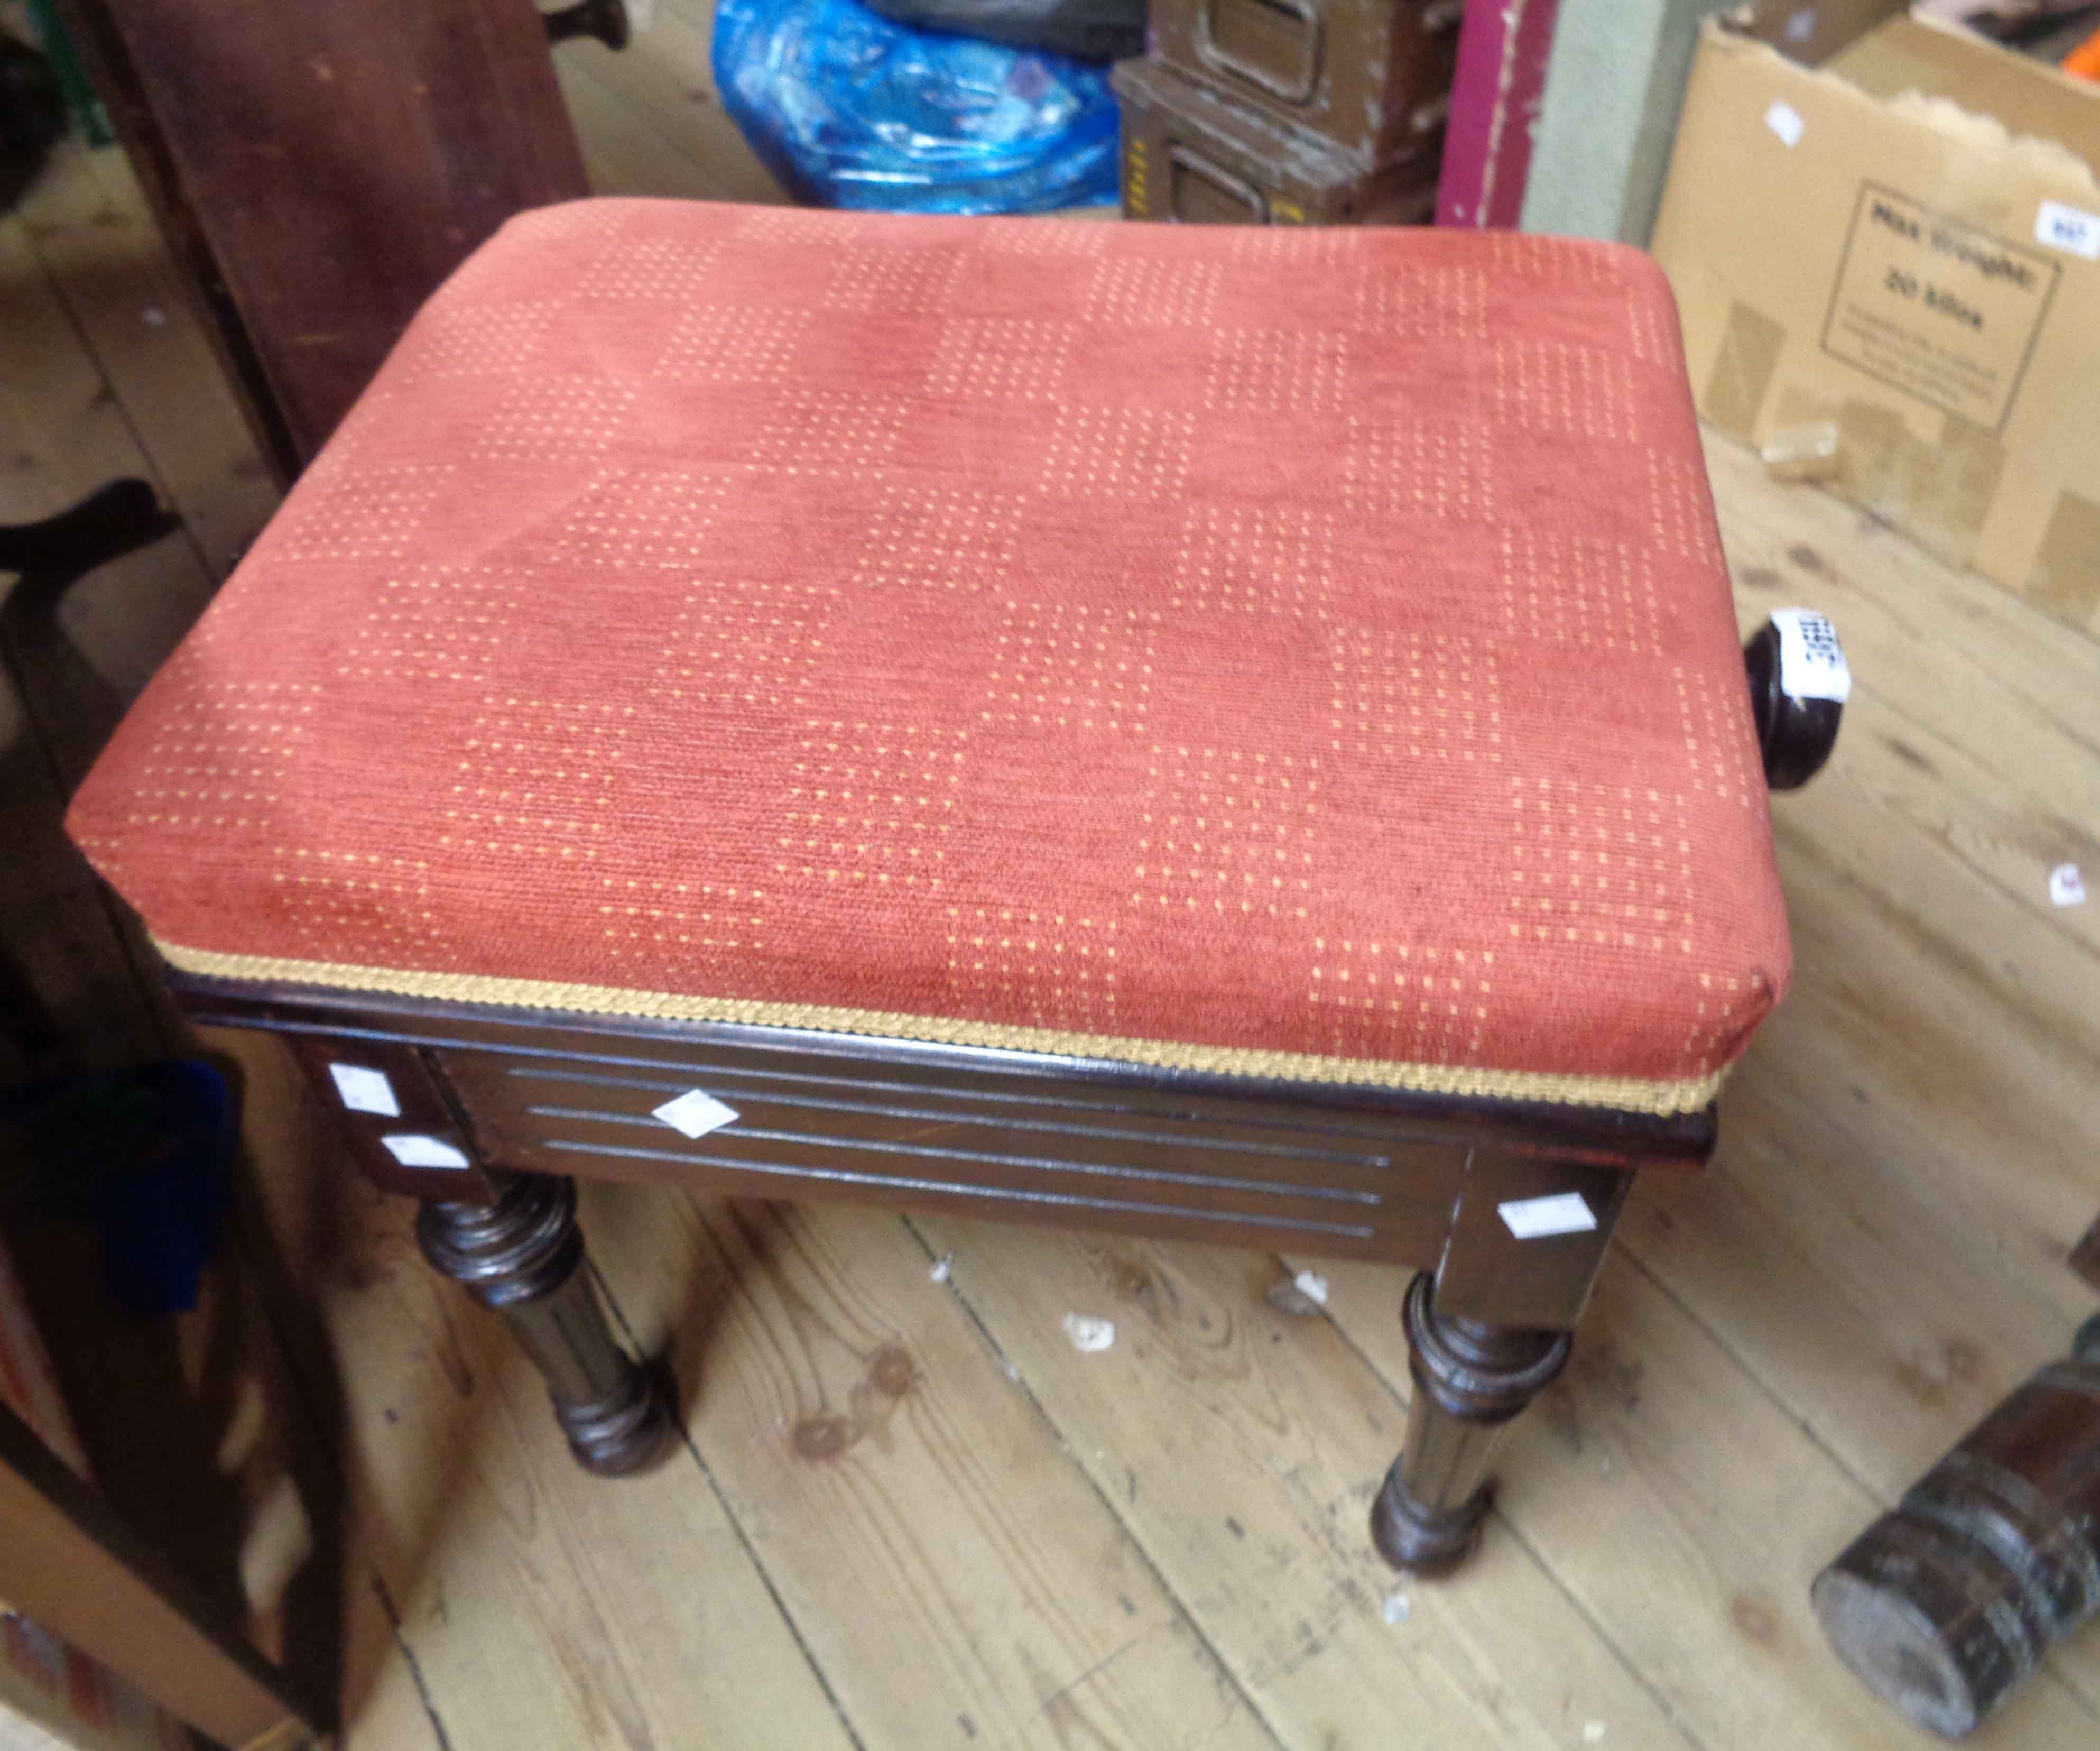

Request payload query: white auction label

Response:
[1498,1192,1597,1240]
[1772,607,1851,704]
[381,1134,472,1170]
[1763,100,1804,149]
[328,1063,401,1117]
[652,1089,741,1139]
[2036,200,2100,262]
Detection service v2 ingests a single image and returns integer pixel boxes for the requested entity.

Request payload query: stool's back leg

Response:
[1372,1153,1630,1575]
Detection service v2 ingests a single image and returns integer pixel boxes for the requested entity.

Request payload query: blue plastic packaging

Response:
[3,1059,230,1316]
[712,0,1120,215]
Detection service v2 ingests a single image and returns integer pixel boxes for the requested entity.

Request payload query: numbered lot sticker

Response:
[2036,201,2100,262]
[1772,608,1851,704]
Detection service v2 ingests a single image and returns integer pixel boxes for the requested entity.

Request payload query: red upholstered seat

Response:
[67,200,1787,1116]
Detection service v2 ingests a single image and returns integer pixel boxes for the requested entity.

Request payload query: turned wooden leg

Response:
[1370,1270,1571,1575]
[416,1171,674,1476]
[287,1036,674,1476]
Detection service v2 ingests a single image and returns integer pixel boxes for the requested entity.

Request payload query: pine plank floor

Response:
[2,17,2097,1748]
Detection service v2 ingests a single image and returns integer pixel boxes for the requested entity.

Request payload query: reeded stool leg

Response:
[416,1170,673,1476]
[1371,1270,1570,1575]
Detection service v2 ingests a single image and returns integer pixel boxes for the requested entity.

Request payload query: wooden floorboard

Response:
[587,1188,1274,1750]
[14,144,276,579]
[4,20,2098,1745]
[907,1215,1696,1751]
[552,22,788,207]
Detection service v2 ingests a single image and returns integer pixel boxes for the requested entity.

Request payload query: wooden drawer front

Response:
[438,1047,1469,1263]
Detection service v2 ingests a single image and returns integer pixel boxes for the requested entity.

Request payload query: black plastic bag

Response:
[858,0,1143,63]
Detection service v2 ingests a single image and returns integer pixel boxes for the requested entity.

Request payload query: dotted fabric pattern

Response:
[67,199,1790,1113]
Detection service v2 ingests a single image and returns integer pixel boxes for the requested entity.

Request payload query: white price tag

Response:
[2036,200,2100,262]
[1772,607,1851,704]
[328,1063,401,1117]
[381,1134,472,1170]
[652,1089,741,1139]
[1498,1192,1597,1240]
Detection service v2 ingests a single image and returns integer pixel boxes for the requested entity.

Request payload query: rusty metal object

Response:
[1145,0,1457,162]
[1112,57,1436,226]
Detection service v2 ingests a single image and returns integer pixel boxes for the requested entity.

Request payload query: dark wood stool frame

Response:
[172,620,1842,1578]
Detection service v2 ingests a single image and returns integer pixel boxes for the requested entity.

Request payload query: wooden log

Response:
[1813,1315,2100,1738]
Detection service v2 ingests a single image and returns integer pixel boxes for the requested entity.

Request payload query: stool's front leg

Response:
[1371,1273,1570,1574]
[285,1037,673,1476]
[417,1171,674,1476]
[1371,1154,1632,1575]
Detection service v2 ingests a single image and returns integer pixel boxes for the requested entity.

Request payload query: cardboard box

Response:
[1651,9,2100,628]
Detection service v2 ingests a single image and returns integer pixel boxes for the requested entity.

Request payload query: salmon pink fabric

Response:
[67,200,1788,1112]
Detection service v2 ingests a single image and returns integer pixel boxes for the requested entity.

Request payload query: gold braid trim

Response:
[157,938,1726,1114]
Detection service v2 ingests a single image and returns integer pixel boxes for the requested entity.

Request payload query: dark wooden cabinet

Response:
[61,0,589,476]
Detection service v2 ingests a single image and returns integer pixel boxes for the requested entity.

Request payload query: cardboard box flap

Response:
[1744,0,1907,68]
[1830,15,2100,175]
[1687,15,2097,193]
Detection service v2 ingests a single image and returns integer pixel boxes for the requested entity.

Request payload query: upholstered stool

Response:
[66,200,1843,1575]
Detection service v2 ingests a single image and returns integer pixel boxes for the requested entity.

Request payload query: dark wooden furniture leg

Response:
[284,1037,673,1477]
[1371,1271,1571,1574]
[1372,1153,1630,1575]
[416,1170,672,1476]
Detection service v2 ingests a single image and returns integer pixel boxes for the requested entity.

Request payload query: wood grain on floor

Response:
[2,23,2096,1748]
